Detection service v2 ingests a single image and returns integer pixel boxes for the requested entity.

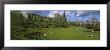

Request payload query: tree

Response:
[11,11,26,40]
[63,10,67,22]
[85,16,100,31]
[53,13,68,28]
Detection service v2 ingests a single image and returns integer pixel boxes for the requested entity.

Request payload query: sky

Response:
[20,10,100,22]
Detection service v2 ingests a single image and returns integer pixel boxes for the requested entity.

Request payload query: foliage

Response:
[11,11,100,40]
[85,16,100,31]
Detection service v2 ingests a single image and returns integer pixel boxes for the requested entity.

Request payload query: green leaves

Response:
[11,11,100,40]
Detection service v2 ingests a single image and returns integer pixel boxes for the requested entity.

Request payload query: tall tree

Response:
[63,10,66,22]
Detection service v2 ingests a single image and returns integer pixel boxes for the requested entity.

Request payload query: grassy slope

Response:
[27,26,100,40]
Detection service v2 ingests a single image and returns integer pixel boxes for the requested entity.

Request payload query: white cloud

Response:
[65,11,71,15]
[48,10,64,17]
[52,11,59,14]
[75,10,100,17]
[76,10,84,16]
[20,10,36,19]
[48,13,54,17]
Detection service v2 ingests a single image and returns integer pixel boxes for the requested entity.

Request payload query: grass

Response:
[26,26,100,40]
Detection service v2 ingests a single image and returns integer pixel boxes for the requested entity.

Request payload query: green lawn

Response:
[25,26,100,40]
